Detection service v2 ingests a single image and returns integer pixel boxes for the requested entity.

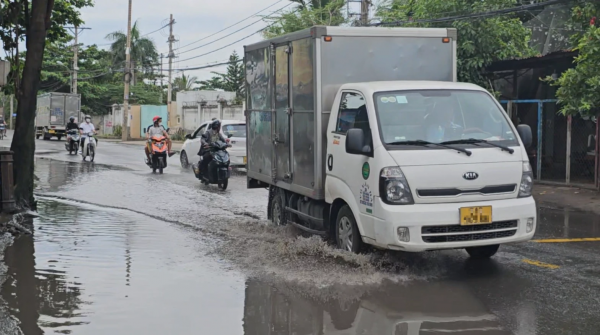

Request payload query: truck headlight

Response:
[518,161,534,198]
[380,167,414,205]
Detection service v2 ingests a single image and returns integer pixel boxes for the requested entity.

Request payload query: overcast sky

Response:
[77,0,296,81]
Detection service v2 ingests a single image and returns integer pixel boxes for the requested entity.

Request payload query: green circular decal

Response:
[362,162,370,180]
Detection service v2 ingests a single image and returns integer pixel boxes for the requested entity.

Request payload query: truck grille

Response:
[417,184,516,197]
[421,220,518,243]
[423,230,516,243]
[422,220,518,234]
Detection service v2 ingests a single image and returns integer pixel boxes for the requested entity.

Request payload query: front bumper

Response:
[369,197,536,252]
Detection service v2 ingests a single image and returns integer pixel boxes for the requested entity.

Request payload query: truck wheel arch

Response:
[329,198,364,238]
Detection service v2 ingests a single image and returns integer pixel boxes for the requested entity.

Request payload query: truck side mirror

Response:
[517,124,532,149]
[346,128,372,156]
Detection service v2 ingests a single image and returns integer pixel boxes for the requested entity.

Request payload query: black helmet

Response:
[69,116,75,121]
[211,119,221,129]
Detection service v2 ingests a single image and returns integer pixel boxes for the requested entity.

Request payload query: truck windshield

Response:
[374,90,518,147]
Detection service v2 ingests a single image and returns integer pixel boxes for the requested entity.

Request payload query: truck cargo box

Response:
[36,92,81,140]
[245,26,457,200]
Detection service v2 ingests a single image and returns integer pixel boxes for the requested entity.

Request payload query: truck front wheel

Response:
[336,205,363,253]
[465,244,500,259]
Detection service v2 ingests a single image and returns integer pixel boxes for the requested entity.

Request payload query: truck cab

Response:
[325,81,535,255]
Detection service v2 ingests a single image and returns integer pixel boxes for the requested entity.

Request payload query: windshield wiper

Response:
[441,138,515,154]
[388,140,472,156]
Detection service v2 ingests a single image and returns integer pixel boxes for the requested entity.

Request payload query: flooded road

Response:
[0,138,599,334]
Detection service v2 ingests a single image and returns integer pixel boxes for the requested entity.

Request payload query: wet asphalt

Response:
[0,135,599,334]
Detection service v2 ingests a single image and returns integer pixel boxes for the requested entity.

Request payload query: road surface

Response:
[0,134,599,334]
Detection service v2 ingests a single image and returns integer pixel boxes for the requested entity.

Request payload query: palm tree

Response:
[173,73,197,92]
[290,0,333,9]
[171,73,198,99]
[106,20,159,79]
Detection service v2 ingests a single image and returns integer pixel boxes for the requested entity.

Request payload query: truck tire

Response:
[36,134,40,139]
[269,193,285,226]
[335,205,363,253]
[465,244,500,259]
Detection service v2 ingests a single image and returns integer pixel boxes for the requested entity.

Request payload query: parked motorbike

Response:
[81,132,97,162]
[193,140,231,190]
[146,135,168,174]
[65,130,80,154]
[0,124,5,140]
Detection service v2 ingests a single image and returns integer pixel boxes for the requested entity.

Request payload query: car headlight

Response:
[379,167,414,205]
[518,161,534,198]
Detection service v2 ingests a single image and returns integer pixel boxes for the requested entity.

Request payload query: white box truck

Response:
[35,92,81,140]
[244,26,536,258]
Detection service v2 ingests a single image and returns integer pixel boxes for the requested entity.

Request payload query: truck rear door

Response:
[50,95,65,126]
[273,43,292,182]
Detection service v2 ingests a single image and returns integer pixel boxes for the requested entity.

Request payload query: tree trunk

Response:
[10,0,54,209]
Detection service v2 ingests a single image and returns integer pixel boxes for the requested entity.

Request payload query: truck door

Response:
[327,91,376,237]
[273,44,292,182]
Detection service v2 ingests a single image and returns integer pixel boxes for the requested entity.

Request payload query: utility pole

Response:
[167,14,176,107]
[360,0,370,26]
[65,26,90,94]
[160,53,163,104]
[122,0,133,141]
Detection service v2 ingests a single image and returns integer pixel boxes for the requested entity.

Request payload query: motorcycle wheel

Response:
[159,157,164,174]
[89,145,95,162]
[218,179,228,190]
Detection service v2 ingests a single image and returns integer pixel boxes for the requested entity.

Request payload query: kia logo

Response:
[463,172,479,180]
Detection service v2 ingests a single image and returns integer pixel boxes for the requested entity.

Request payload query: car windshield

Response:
[374,90,517,146]
[222,124,246,138]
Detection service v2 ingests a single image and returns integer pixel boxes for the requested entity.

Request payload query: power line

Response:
[141,20,172,37]
[371,0,571,26]
[174,0,287,51]
[177,2,294,55]
[176,29,262,63]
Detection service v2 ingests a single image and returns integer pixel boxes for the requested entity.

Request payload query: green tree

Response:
[212,51,244,102]
[550,2,600,116]
[106,20,159,79]
[196,76,225,91]
[376,0,534,89]
[263,0,346,38]
[0,0,93,209]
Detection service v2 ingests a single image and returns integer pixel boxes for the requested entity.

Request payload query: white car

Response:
[180,119,246,169]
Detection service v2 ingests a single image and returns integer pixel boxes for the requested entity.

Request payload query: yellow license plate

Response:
[243,156,247,164]
[460,206,492,225]
[48,130,55,133]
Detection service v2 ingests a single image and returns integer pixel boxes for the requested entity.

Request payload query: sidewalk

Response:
[534,184,600,215]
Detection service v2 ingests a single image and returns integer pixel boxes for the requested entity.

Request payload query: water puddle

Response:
[1,199,246,335]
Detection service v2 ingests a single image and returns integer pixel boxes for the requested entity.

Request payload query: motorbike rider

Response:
[79,115,97,151]
[199,119,230,176]
[145,116,174,163]
[0,117,6,136]
[66,116,79,131]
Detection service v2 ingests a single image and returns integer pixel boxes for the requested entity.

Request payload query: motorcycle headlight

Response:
[518,161,534,198]
[379,167,414,205]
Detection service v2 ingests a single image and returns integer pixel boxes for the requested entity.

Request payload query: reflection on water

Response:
[538,207,600,239]
[243,279,513,335]
[1,199,246,335]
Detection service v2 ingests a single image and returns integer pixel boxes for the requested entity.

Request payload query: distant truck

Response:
[245,26,536,258]
[35,92,81,140]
